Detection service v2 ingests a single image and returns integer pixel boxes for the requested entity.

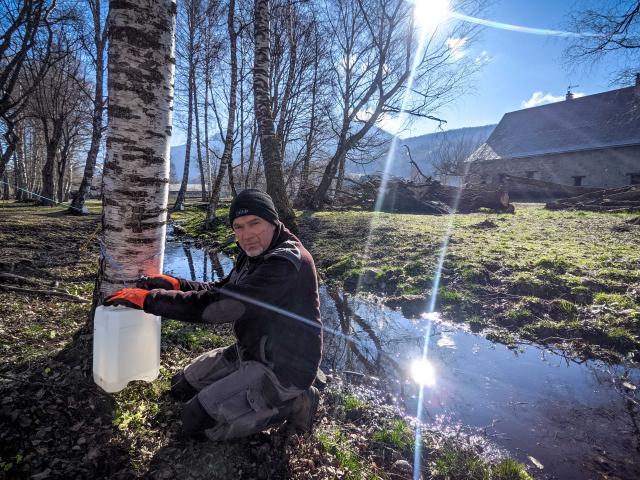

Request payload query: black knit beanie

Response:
[229,189,279,225]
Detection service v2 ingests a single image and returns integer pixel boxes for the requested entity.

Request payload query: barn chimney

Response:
[565,91,574,100]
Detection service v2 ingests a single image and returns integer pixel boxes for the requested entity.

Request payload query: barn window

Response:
[498,173,507,183]
[572,175,585,186]
[480,175,488,185]
[629,173,640,185]
[525,171,536,179]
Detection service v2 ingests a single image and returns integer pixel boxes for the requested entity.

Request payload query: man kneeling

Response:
[105,189,322,441]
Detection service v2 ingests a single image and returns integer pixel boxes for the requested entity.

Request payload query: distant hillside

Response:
[169,124,496,182]
[344,124,496,177]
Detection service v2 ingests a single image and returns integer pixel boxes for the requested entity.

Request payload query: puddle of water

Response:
[163,230,234,281]
[320,289,640,480]
[162,237,640,479]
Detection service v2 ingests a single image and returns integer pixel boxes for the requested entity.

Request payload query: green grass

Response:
[341,394,368,412]
[161,319,235,349]
[372,419,414,455]
[316,427,370,480]
[430,446,533,480]
[593,292,638,309]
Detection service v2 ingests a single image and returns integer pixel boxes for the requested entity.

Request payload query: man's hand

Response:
[103,288,150,309]
[136,274,180,291]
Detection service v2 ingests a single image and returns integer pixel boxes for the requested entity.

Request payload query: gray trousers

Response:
[181,346,303,441]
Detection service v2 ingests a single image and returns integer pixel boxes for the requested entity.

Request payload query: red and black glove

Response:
[136,274,180,291]
[103,288,150,310]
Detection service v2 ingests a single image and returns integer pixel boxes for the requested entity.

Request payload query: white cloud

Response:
[521,91,585,108]
[446,37,467,60]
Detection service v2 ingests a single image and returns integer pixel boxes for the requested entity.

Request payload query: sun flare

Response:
[410,358,436,386]
[413,0,450,31]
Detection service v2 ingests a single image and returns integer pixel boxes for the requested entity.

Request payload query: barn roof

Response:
[466,85,640,162]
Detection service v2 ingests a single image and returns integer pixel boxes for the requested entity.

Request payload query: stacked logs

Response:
[336,176,514,214]
[545,185,640,213]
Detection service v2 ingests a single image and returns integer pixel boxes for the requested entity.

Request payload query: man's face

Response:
[232,215,276,257]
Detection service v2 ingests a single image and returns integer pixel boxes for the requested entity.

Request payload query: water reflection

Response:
[318,292,640,480]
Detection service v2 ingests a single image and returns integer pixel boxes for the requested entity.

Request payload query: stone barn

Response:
[465,76,640,188]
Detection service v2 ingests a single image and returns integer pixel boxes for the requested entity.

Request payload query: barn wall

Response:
[465,145,640,187]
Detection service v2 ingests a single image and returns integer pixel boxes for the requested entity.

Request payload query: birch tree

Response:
[253,0,295,227]
[206,0,238,228]
[173,0,201,211]
[69,0,108,214]
[99,0,176,298]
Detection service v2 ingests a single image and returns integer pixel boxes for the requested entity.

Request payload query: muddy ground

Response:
[0,200,534,479]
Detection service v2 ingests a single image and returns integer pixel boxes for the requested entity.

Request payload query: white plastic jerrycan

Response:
[93,305,161,393]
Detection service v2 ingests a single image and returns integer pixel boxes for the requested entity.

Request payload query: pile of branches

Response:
[545,185,640,213]
[335,175,513,214]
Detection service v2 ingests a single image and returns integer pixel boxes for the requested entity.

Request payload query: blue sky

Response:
[171,0,628,145]
[399,0,625,137]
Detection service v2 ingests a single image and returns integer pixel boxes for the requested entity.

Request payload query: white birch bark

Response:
[100,0,177,297]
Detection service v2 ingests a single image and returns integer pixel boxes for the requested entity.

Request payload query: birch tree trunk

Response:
[193,75,207,201]
[205,0,238,228]
[99,0,176,299]
[173,64,194,211]
[253,0,295,228]
[70,0,108,214]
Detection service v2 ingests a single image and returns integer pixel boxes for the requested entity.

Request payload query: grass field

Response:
[0,199,538,479]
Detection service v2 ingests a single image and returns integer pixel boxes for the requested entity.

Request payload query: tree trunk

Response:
[335,153,346,198]
[174,64,194,211]
[205,0,238,228]
[193,75,207,201]
[203,68,212,195]
[13,125,27,200]
[70,0,107,215]
[99,0,176,299]
[40,123,62,206]
[245,119,257,189]
[0,117,18,180]
[253,0,295,228]
[1,170,9,200]
[295,31,319,206]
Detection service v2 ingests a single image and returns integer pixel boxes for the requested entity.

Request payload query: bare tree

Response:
[0,0,58,179]
[565,1,640,84]
[427,130,485,183]
[253,0,295,227]
[99,0,176,298]
[307,0,481,209]
[27,41,85,205]
[173,0,203,211]
[206,0,239,227]
[69,0,108,214]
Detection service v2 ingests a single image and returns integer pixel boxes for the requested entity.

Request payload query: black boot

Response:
[287,386,320,433]
[170,371,198,402]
